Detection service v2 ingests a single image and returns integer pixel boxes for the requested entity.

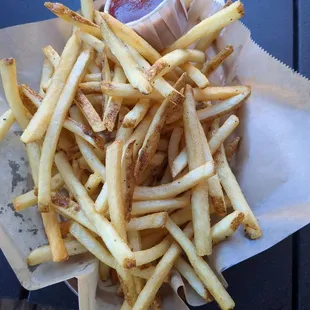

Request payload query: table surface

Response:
[1,0,310,309]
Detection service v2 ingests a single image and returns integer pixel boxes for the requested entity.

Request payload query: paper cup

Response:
[104,0,188,51]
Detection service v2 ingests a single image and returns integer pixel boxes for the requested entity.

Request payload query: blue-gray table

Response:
[1,0,309,309]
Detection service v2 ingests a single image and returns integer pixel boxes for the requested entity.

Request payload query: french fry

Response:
[164,1,244,53]
[96,12,152,95]
[81,0,94,21]
[70,221,115,268]
[225,136,241,162]
[27,238,87,266]
[123,99,150,129]
[101,81,162,100]
[179,63,209,88]
[45,2,101,37]
[202,45,234,77]
[0,110,15,142]
[121,300,131,310]
[39,58,53,96]
[215,143,262,239]
[20,35,81,143]
[134,74,186,180]
[131,197,189,216]
[75,89,104,132]
[116,106,134,142]
[20,84,42,109]
[64,118,104,150]
[127,212,168,231]
[175,257,212,302]
[211,211,245,244]
[79,81,102,94]
[146,49,205,82]
[133,161,214,201]
[168,127,183,170]
[106,140,127,241]
[42,45,60,68]
[183,85,211,255]
[132,223,194,310]
[103,65,127,132]
[55,152,136,268]
[85,172,102,195]
[84,73,101,82]
[122,140,136,221]
[38,49,93,212]
[166,219,235,309]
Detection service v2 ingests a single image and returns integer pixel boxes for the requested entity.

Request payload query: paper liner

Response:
[1,0,310,309]
[104,0,188,51]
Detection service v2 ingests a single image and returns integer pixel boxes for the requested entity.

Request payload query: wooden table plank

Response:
[296,2,310,309]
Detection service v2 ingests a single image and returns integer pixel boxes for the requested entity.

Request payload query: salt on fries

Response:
[0,0,262,308]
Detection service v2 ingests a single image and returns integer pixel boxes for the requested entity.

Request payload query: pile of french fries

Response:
[0,0,262,309]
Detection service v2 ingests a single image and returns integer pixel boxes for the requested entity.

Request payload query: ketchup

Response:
[109,0,164,24]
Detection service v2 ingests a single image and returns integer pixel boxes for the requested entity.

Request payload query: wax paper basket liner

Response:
[1,0,310,309]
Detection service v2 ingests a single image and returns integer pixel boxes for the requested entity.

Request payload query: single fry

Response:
[38,49,92,212]
[164,1,244,53]
[168,127,183,170]
[215,144,262,239]
[106,140,127,241]
[127,212,168,231]
[146,49,205,82]
[211,211,245,244]
[96,12,152,95]
[175,257,212,301]
[122,99,150,129]
[21,35,81,143]
[183,85,211,255]
[103,65,127,132]
[133,161,214,201]
[134,74,186,180]
[179,63,209,88]
[42,45,60,68]
[166,219,235,310]
[45,2,101,37]
[79,81,102,94]
[75,89,104,132]
[81,0,94,21]
[131,197,189,216]
[27,238,87,266]
[0,109,15,142]
[55,152,136,268]
[202,45,234,77]
[122,140,136,221]
[39,58,53,96]
[85,172,102,195]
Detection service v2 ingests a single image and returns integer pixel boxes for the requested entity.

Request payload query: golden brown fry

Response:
[202,45,234,77]
[85,172,101,195]
[39,58,53,96]
[168,127,183,170]
[164,1,244,53]
[106,140,127,241]
[134,74,186,180]
[38,49,92,212]
[127,212,168,231]
[55,152,136,268]
[45,2,101,37]
[79,81,102,94]
[133,161,214,201]
[122,140,136,221]
[180,63,210,88]
[96,12,152,95]
[146,49,205,82]
[83,73,101,82]
[165,219,235,309]
[21,35,81,142]
[183,85,211,255]
[75,89,104,132]
[103,66,127,132]
[131,196,189,216]
[42,45,60,68]
[123,99,150,129]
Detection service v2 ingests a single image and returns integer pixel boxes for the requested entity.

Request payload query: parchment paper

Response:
[0,0,310,309]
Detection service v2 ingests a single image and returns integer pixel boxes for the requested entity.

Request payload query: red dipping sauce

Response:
[109,0,164,24]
